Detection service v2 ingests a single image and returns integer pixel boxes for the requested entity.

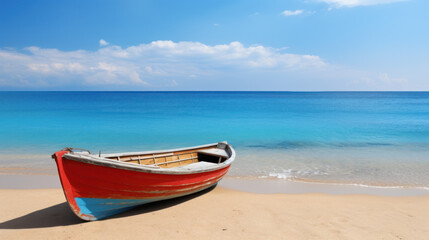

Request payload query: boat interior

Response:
[104,143,230,169]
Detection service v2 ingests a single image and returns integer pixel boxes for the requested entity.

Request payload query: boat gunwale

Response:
[100,142,219,158]
[62,142,235,175]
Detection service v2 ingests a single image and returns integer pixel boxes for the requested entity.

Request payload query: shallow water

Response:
[1,91,428,188]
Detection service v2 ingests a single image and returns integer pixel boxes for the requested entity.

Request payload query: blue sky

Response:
[0,0,428,90]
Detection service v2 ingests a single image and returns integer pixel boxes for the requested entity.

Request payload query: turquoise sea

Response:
[1,92,428,188]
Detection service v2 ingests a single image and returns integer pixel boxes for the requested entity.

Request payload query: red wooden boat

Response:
[52,142,235,221]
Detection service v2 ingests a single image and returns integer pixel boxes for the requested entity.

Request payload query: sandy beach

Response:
[1,186,428,240]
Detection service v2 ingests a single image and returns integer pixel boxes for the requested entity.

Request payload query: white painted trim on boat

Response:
[62,142,235,175]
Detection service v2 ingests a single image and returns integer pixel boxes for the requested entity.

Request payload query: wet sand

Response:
[1,187,428,239]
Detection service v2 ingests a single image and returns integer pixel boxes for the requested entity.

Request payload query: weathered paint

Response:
[74,197,156,220]
[52,148,232,221]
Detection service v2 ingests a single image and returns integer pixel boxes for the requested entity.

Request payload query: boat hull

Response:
[53,150,230,221]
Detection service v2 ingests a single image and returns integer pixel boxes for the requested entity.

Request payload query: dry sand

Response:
[0,187,428,240]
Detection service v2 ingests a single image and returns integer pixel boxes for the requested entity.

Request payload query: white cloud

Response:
[0,41,326,89]
[0,41,414,90]
[320,0,408,8]
[282,10,304,16]
[354,71,410,90]
[99,39,109,47]
[378,72,408,84]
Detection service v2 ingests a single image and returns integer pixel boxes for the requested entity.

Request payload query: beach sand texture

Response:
[1,187,428,240]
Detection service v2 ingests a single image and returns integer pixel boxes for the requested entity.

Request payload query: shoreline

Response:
[1,173,428,196]
[1,187,428,239]
[221,177,429,196]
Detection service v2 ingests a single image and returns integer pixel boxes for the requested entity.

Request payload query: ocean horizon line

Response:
[1,90,429,93]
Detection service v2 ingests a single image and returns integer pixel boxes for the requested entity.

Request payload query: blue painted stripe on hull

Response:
[74,182,218,220]
[75,197,158,220]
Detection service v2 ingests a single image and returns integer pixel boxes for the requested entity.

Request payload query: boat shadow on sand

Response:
[0,185,216,229]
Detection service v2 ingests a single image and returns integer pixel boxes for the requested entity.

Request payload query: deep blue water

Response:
[1,91,429,187]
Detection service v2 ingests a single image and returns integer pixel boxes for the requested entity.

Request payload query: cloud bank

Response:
[320,0,408,8]
[0,40,414,90]
[0,41,326,89]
